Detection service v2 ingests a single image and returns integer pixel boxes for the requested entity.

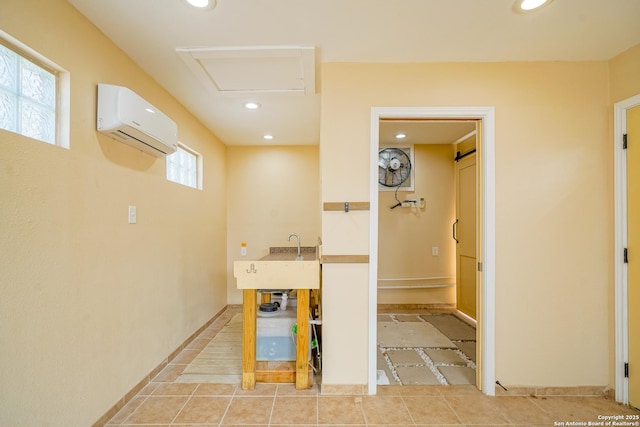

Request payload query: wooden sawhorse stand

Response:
[241,289,312,389]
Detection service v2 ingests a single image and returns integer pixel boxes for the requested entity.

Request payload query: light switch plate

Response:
[128,205,137,224]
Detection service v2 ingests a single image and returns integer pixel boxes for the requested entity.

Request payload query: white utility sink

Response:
[234,259,320,289]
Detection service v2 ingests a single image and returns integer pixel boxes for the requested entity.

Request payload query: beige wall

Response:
[609,44,640,104]
[0,1,227,425]
[322,263,369,385]
[226,145,321,304]
[378,144,456,305]
[320,61,611,387]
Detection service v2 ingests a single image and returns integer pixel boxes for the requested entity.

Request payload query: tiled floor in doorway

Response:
[377,311,476,386]
[102,306,639,426]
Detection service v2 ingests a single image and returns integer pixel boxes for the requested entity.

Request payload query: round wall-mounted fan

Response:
[378,147,412,187]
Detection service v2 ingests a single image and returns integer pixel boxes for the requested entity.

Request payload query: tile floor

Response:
[377,313,476,386]
[104,306,639,426]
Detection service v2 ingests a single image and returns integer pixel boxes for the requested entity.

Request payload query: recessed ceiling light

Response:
[513,0,553,13]
[184,0,216,9]
[263,134,274,140]
[395,133,407,139]
[244,102,261,110]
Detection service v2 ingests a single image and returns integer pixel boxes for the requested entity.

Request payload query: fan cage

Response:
[378,146,414,191]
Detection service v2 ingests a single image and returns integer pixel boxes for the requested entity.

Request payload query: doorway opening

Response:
[368,107,496,396]
[376,120,477,387]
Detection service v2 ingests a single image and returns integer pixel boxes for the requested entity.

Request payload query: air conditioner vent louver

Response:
[112,130,166,156]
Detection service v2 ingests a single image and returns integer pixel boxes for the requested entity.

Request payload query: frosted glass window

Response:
[167,143,201,189]
[0,43,57,144]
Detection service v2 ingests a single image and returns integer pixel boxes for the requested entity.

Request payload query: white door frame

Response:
[369,106,496,395]
[614,93,640,404]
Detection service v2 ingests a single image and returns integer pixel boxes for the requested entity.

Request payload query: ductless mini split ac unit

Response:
[96,83,178,157]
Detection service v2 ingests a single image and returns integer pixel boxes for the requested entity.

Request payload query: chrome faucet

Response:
[288,232,303,260]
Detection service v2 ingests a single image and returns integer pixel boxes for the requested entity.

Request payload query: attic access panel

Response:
[176,45,316,95]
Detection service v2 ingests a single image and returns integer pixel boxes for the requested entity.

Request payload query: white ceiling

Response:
[66,0,640,146]
[379,120,477,147]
